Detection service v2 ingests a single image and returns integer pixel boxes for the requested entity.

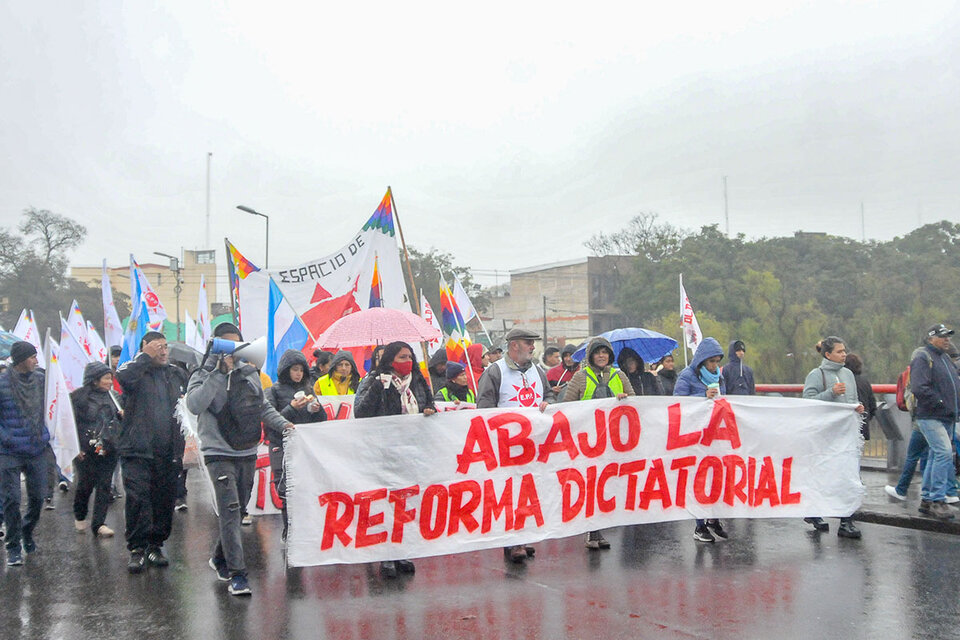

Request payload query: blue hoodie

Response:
[674,338,726,397]
[721,340,755,395]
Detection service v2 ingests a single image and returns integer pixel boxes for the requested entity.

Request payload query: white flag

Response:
[67,300,93,357]
[680,274,703,353]
[43,333,80,482]
[184,309,201,352]
[197,274,211,344]
[130,254,168,331]
[452,276,478,324]
[12,309,45,365]
[86,321,108,363]
[59,315,92,392]
[101,259,124,347]
[420,290,443,357]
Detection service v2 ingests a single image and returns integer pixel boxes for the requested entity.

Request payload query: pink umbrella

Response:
[312,307,442,350]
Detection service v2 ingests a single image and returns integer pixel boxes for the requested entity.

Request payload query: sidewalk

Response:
[856,467,960,535]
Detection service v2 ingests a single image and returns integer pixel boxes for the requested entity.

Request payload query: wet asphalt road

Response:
[2,474,959,640]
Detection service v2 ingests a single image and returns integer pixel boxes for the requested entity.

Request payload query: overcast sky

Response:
[1,1,957,293]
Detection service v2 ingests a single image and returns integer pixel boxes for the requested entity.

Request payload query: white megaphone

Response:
[209,336,268,370]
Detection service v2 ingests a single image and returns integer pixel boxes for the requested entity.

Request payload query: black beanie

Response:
[214,322,243,340]
[10,341,38,366]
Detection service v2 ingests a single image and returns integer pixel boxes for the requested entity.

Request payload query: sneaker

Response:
[146,547,169,567]
[929,501,956,520]
[884,485,907,501]
[43,498,54,511]
[693,525,715,543]
[837,520,862,539]
[174,499,188,512]
[228,574,252,596]
[396,559,416,574]
[23,537,36,554]
[95,525,114,538]
[585,531,602,550]
[6,547,23,567]
[58,481,69,493]
[803,517,829,532]
[919,500,932,515]
[75,519,89,533]
[208,557,230,581]
[241,514,253,526]
[706,520,728,539]
[380,560,398,578]
[128,549,146,574]
[946,496,960,504]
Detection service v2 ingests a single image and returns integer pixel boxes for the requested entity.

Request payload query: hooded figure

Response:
[547,344,580,391]
[70,361,120,537]
[466,343,485,392]
[427,349,448,395]
[562,337,635,402]
[674,338,726,398]
[313,350,360,396]
[721,340,755,395]
[265,349,326,541]
[616,348,663,396]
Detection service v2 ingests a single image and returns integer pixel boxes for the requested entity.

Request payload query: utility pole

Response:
[542,296,548,351]
[860,200,867,244]
[205,152,212,248]
[723,176,729,236]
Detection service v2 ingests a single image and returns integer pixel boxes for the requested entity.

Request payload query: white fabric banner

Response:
[285,395,863,567]
[43,334,80,482]
[680,274,702,353]
[101,259,124,347]
[12,309,45,365]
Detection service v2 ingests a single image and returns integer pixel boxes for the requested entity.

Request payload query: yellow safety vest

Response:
[440,387,476,404]
[582,368,624,400]
[314,374,354,396]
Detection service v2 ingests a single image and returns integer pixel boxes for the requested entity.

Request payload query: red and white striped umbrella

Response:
[312,307,442,350]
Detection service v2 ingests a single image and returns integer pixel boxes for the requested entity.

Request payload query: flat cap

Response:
[504,327,541,342]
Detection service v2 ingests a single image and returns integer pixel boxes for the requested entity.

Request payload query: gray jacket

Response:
[185,364,288,458]
[802,359,859,404]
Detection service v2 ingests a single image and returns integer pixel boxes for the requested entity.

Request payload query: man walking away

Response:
[721,340,755,395]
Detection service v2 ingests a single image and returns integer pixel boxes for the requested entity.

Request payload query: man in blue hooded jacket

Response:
[674,338,729,543]
[721,340,755,395]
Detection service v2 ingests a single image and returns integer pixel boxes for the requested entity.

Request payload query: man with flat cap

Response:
[476,327,556,563]
[910,323,960,520]
[0,341,47,567]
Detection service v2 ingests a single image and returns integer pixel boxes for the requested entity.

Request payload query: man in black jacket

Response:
[115,331,189,573]
[911,324,960,520]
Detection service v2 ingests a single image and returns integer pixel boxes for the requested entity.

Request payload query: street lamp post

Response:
[236,205,269,268]
[154,251,183,341]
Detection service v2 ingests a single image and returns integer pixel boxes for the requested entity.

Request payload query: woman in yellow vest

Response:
[434,362,476,405]
[561,336,635,550]
[313,350,360,396]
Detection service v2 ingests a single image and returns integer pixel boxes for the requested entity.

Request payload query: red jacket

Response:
[547,363,579,386]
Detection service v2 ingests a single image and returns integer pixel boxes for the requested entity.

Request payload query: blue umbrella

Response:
[572,328,678,365]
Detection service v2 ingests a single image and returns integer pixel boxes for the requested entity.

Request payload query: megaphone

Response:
[209,336,268,370]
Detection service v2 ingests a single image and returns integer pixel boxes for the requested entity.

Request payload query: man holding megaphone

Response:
[185,323,292,597]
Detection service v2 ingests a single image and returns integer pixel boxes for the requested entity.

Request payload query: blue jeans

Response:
[0,453,47,550]
[917,418,955,502]
[895,429,929,495]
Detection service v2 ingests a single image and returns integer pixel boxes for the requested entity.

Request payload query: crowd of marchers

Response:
[2,320,959,596]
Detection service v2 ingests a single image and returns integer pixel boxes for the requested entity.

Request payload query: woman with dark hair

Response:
[71,361,121,537]
[354,341,436,577]
[266,349,326,541]
[617,348,663,396]
[844,353,876,440]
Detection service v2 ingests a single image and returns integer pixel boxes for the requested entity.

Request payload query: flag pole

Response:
[388,186,433,370]
[452,272,495,348]
[680,273,688,369]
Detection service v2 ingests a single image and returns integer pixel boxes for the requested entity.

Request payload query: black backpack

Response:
[213,367,264,450]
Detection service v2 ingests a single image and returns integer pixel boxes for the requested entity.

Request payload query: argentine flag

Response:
[265,277,311,381]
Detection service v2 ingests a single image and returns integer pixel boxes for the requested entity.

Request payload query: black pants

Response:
[121,456,180,551]
[0,453,46,549]
[73,452,117,530]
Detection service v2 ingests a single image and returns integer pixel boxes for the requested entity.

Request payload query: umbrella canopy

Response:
[572,328,678,365]
[0,331,18,360]
[313,307,442,350]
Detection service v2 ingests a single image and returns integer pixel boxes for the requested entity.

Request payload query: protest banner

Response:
[284,395,863,567]
[246,395,473,516]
